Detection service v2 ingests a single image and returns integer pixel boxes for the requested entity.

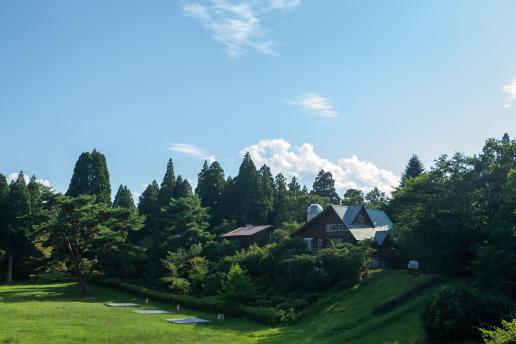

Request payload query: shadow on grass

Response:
[0,280,269,336]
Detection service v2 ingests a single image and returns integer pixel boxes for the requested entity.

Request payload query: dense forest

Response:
[0,134,515,342]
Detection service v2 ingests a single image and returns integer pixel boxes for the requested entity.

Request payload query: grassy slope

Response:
[0,271,444,344]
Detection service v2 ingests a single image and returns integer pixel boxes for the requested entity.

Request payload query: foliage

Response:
[312,170,340,204]
[341,188,364,205]
[112,184,136,211]
[157,158,176,210]
[39,195,143,294]
[481,319,516,344]
[66,150,111,204]
[401,154,425,183]
[364,187,388,209]
[422,286,514,342]
[220,263,255,302]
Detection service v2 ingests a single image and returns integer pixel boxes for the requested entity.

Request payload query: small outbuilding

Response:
[221,224,274,247]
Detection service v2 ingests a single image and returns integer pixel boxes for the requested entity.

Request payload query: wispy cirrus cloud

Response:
[168,143,216,162]
[288,93,338,119]
[241,139,399,194]
[182,0,300,58]
[502,75,516,108]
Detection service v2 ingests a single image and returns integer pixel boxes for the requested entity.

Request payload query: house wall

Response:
[297,208,356,250]
[351,207,375,227]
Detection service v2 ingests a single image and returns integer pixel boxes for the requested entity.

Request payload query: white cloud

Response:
[503,104,511,108]
[168,143,216,163]
[288,93,338,119]
[241,139,399,194]
[7,172,51,187]
[502,75,516,108]
[182,0,299,57]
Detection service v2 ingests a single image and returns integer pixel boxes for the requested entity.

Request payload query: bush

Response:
[219,263,255,302]
[91,277,291,325]
[422,286,514,342]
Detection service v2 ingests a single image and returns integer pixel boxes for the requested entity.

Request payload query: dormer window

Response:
[356,214,365,224]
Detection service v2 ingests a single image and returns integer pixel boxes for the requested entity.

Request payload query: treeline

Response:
[388,133,516,342]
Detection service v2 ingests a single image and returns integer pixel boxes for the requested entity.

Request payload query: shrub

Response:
[219,263,255,302]
[422,286,514,342]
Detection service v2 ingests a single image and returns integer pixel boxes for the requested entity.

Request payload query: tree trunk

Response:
[6,249,14,283]
[77,277,92,295]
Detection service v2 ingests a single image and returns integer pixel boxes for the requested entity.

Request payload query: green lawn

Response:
[0,271,444,344]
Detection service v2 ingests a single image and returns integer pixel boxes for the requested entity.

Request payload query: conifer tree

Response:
[173,176,193,199]
[233,153,261,225]
[401,154,425,183]
[312,170,340,204]
[195,161,226,216]
[288,176,302,195]
[27,175,41,214]
[4,172,31,282]
[255,165,275,224]
[158,159,176,209]
[272,173,288,225]
[67,150,111,204]
[138,181,160,217]
[0,174,10,269]
[113,185,136,211]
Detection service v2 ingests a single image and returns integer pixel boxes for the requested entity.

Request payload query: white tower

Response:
[307,204,323,222]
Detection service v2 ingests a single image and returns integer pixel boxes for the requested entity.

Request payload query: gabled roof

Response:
[222,225,273,238]
[299,204,393,245]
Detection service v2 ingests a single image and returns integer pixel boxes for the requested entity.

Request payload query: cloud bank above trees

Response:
[241,139,399,194]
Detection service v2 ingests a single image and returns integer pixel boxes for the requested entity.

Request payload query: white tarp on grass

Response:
[105,303,139,307]
[167,317,211,324]
[134,310,171,314]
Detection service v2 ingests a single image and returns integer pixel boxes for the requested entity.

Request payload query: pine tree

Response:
[173,176,193,199]
[288,176,302,195]
[233,153,261,225]
[158,159,176,209]
[312,170,340,204]
[138,181,160,217]
[113,185,136,211]
[4,172,31,282]
[401,154,425,183]
[0,174,11,269]
[66,150,111,204]
[27,175,41,214]
[255,165,275,224]
[195,161,226,217]
[272,173,288,225]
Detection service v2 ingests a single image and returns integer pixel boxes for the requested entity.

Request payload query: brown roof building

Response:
[221,225,274,247]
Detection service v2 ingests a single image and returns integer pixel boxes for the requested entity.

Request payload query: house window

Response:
[304,237,313,251]
[317,238,324,248]
[337,224,345,231]
[325,224,337,232]
[356,214,365,224]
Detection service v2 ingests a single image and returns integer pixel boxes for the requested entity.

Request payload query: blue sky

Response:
[1,0,515,199]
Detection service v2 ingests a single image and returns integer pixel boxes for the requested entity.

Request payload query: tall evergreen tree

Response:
[138,181,160,218]
[312,170,340,204]
[364,187,388,209]
[27,175,41,214]
[288,176,302,195]
[401,154,425,183]
[66,150,111,204]
[255,165,275,224]
[4,172,31,282]
[271,173,288,225]
[113,185,136,211]
[195,161,226,218]
[0,174,10,272]
[173,176,193,199]
[158,159,176,209]
[233,153,262,225]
